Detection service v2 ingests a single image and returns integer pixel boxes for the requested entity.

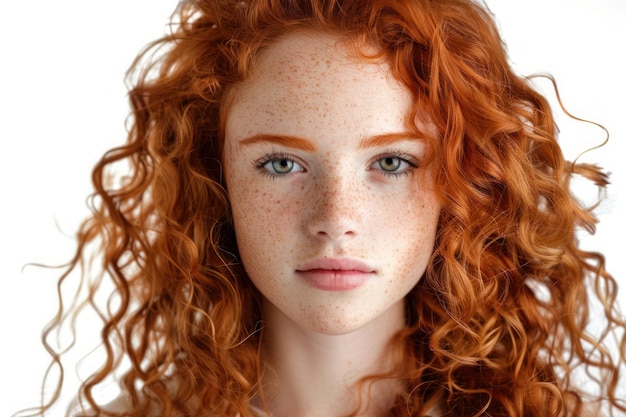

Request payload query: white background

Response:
[1,1,624,416]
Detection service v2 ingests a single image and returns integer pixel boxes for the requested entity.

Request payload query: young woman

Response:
[26,0,626,416]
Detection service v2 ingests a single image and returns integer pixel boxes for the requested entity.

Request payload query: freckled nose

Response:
[307,176,362,241]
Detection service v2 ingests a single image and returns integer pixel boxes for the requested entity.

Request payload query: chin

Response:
[297,305,400,337]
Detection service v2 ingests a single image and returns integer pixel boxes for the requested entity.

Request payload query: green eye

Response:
[257,154,305,178]
[378,157,402,172]
[370,153,418,179]
[271,159,295,173]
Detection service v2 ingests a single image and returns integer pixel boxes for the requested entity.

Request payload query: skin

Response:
[223,31,441,416]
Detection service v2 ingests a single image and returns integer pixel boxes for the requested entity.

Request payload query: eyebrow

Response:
[238,134,317,151]
[358,133,422,149]
[237,132,422,151]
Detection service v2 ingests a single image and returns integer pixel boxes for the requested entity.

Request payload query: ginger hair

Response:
[29,0,625,416]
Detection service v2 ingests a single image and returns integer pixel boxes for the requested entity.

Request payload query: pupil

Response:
[382,157,398,171]
[273,159,292,173]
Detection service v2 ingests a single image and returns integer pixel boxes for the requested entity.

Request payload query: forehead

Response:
[224,31,413,140]
[246,31,384,87]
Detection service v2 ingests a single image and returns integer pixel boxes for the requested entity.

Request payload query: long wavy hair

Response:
[30,0,625,416]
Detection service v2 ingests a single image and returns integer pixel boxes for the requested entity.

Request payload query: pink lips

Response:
[296,258,375,291]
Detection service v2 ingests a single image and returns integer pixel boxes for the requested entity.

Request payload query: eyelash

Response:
[371,152,419,179]
[255,152,304,180]
[254,151,420,180]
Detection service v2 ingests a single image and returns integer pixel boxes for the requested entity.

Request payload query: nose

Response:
[306,173,363,241]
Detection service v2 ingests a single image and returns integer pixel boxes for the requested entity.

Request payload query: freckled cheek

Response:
[241,188,302,225]
[229,180,303,251]
[383,193,440,268]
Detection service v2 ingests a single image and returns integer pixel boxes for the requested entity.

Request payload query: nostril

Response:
[307,210,359,241]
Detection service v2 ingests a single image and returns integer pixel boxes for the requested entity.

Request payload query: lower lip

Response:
[296,270,372,291]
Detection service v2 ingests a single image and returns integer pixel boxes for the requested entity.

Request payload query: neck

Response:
[253,300,406,417]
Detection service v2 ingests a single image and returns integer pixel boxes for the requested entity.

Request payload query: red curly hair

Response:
[29,0,625,416]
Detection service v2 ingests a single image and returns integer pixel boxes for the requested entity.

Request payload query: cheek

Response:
[388,196,440,272]
[228,179,295,266]
[231,186,267,241]
[232,187,293,230]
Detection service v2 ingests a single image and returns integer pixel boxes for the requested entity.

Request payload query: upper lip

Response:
[296,258,375,273]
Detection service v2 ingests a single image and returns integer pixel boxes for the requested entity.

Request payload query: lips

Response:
[295,258,375,291]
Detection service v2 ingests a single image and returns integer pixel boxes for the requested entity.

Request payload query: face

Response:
[223,31,440,335]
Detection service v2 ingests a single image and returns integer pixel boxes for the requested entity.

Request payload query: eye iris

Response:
[272,159,293,173]
[379,157,400,172]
